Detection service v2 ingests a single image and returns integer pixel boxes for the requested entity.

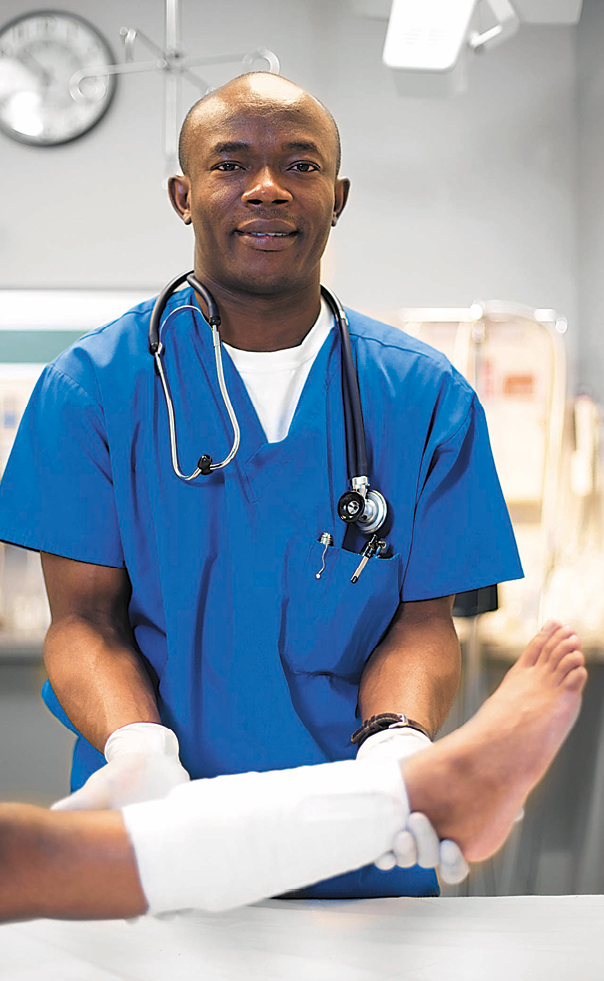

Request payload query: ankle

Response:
[401,739,487,837]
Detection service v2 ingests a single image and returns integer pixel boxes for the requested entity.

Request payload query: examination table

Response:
[0,895,602,980]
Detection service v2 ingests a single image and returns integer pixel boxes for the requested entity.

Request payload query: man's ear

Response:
[332,176,351,226]
[167,175,192,225]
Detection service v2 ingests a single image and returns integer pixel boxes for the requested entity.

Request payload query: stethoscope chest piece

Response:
[337,487,388,535]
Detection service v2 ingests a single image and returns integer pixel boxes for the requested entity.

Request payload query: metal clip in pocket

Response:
[315,532,334,580]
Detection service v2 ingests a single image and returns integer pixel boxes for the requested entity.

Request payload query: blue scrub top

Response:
[0,288,522,900]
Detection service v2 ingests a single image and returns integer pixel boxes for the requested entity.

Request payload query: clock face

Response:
[0,10,117,146]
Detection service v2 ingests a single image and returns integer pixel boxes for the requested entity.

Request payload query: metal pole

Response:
[165,0,180,55]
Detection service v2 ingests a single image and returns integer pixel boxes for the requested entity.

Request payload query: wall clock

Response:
[0,10,117,146]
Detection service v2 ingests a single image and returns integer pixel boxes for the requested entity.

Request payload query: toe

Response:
[518,621,561,667]
[556,649,586,684]
[539,624,576,665]
[563,664,588,694]
[548,633,582,672]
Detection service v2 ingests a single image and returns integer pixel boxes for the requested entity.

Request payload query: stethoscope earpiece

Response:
[197,455,213,476]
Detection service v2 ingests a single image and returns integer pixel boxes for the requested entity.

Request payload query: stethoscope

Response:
[149,271,388,571]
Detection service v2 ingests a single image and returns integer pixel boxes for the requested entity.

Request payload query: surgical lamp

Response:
[375,0,584,96]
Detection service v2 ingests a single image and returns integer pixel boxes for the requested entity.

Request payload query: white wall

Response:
[0,0,578,338]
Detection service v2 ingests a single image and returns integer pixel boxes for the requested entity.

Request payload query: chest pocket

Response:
[280,538,403,681]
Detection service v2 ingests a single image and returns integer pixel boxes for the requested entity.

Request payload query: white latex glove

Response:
[51,723,191,811]
[356,726,470,885]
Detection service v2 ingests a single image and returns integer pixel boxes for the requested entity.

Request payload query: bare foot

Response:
[402,620,587,862]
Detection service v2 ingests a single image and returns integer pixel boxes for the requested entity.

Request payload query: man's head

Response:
[168,73,349,299]
[178,75,342,178]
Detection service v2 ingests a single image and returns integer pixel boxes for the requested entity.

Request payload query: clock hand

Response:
[18,49,52,85]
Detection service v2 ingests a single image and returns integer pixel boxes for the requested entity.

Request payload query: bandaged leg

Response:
[122,759,408,914]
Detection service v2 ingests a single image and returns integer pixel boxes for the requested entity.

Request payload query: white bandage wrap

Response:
[122,759,408,914]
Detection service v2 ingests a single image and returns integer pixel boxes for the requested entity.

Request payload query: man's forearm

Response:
[358,597,461,738]
[45,615,160,753]
[0,803,147,923]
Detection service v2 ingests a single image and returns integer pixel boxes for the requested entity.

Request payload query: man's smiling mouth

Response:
[234,225,299,250]
[240,231,293,237]
[236,220,298,238]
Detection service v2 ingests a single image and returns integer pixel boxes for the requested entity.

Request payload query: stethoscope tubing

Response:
[148,272,371,488]
[152,304,241,479]
[329,287,368,480]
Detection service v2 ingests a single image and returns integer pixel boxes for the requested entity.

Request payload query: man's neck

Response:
[190,277,322,352]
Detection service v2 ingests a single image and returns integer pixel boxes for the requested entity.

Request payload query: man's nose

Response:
[241,167,292,205]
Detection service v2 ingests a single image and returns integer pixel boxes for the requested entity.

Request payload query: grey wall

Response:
[0,661,75,804]
[316,8,578,324]
[0,0,578,340]
[0,0,321,290]
[577,0,604,402]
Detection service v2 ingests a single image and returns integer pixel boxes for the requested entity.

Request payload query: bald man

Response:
[0,73,523,899]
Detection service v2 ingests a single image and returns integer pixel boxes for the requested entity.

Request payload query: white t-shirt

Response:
[223,299,333,443]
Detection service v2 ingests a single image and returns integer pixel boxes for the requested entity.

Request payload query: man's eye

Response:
[214,162,242,172]
[289,162,319,172]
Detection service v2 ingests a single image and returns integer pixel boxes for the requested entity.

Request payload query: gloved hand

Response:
[51,722,191,811]
[356,726,470,885]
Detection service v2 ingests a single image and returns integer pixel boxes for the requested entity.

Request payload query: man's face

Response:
[171,79,349,298]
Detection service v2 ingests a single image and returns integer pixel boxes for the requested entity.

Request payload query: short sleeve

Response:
[401,395,522,601]
[0,364,124,567]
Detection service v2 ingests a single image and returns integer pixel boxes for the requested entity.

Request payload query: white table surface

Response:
[0,895,602,981]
